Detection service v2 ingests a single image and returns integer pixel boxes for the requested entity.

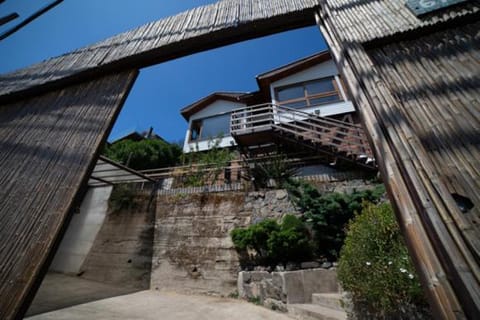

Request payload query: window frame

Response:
[274,76,344,109]
[188,111,232,142]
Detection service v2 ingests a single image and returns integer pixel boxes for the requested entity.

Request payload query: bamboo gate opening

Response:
[0,1,478,319]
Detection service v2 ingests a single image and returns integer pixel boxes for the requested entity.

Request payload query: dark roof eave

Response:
[180,92,248,121]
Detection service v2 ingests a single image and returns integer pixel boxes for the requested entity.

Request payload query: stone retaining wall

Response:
[151,190,297,295]
[238,268,340,311]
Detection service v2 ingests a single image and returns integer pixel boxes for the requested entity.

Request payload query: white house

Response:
[181,51,362,156]
[181,92,247,153]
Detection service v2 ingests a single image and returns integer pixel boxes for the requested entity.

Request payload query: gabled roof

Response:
[180,92,248,120]
[109,127,165,144]
[256,50,332,92]
[180,51,334,121]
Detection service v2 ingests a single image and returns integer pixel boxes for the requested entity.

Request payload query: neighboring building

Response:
[181,51,374,171]
[109,126,165,145]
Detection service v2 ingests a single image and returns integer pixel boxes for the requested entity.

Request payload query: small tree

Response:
[338,202,430,319]
[104,139,182,170]
[242,154,298,190]
[231,214,314,268]
[286,180,385,260]
[180,137,235,187]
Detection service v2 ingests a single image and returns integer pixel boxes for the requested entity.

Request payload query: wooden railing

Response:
[230,103,374,166]
[139,153,366,189]
[230,103,275,135]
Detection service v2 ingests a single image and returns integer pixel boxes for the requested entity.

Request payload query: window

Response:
[189,113,231,142]
[275,76,343,109]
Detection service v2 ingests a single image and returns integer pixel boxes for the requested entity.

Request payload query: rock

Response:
[238,271,251,283]
[321,262,333,269]
[275,190,288,200]
[264,298,288,312]
[286,263,299,271]
[301,261,321,269]
[262,279,282,301]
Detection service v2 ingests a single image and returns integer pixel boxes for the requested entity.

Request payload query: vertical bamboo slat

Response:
[0,70,138,320]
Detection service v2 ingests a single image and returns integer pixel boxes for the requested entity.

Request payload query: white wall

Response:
[49,186,113,274]
[270,60,355,117]
[183,99,246,153]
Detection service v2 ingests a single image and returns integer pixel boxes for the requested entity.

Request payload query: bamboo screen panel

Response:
[0,70,138,320]
[0,0,319,102]
[369,22,480,255]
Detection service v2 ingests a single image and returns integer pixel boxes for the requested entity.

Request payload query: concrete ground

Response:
[26,290,294,320]
[26,273,140,316]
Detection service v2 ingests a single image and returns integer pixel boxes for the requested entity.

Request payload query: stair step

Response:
[288,303,347,320]
[312,293,344,311]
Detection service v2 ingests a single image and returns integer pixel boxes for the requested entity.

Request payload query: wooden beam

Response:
[0,0,63,41]
[0,13,18,27]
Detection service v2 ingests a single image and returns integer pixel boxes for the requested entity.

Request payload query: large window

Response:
[189,113,231,142]
[275,76,343,109]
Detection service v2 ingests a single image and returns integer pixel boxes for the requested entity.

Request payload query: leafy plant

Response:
[287,180,385,260]
[180,137,235,187]
[231,214,314,268]
[337,202,430,319]
[267,214,314,267]
[108,184,137,212]
[242,154,298,190]
[104,139,182,170]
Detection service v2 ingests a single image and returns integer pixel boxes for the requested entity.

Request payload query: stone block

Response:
[282,270,305,304]
[250,271,271,282]
[275,190,288,200]
[261,278,282,301]
[301,261,321,269]
[303,269,340,302]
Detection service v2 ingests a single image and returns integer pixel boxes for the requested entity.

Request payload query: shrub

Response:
[286,180,385,260]
[231,214,314,268]
[180,137,235,187]
[231,219,279,266]
[104,139,182,170]
[242,154,298,190]
[337,202,430,319]
[267,215,314,267]
[108,184,137,212]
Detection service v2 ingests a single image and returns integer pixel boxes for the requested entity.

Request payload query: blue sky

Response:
[0,0,327,143]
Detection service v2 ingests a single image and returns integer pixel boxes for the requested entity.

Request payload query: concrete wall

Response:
[151,190,296,295]
[78,187,155,289]
[50,186,113,274]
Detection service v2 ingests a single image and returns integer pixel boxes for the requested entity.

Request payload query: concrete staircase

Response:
[288,293,346,320]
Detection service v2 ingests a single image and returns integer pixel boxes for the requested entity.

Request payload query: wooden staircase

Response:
[230,104,375,170]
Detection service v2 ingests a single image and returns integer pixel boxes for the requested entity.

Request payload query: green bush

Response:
[337,202,430,319]
[108,184,137,212]
[231,214,314,268]
[267,215,314,267]
[104,139,182,170]
[180,138,235,187]
[286,180,385,260]
[242,154,298,190]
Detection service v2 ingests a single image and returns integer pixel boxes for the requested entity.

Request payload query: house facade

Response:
[181,51,373,171]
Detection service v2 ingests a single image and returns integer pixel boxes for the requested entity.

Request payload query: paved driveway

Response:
[26,290,293,320]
